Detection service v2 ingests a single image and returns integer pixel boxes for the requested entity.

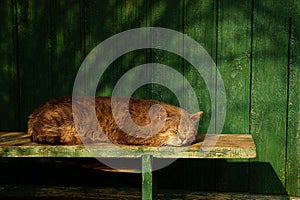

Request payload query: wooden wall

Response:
[0,0,299,196]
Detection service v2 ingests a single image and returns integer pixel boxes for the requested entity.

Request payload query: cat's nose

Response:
[179,135,186,142]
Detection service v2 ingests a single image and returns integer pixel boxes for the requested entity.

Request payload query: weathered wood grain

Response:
[183,0,217,190]
[286,0,300,196]
[184,0,216,134]
[17,0,52,130]
[216,0,252,133]
[113,0,149,100]
[250,0,289,194]
[142,155,153,200]
[85,0,119,97]
[50,0,84,96]
[0,132,256,159]
[216,0,252,192]
[148,0,183,106]
[146,0,185,189]
[0,0,19,131]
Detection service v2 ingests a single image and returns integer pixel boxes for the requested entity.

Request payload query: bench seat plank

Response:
[0,132,256,159]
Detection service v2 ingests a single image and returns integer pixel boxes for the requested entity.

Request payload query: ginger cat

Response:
[28,96,203,146]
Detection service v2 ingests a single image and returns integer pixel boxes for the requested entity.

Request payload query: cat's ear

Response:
[190,111,203,123]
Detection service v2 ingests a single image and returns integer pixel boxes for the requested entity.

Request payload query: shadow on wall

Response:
[0,0,295,132]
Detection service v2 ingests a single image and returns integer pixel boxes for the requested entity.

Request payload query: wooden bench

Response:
[0,132,256,200]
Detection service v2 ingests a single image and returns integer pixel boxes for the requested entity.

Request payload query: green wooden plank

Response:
[114,0,147,33]
[17,0,52,130]
[250,0,289,194]
[0,0,19,131]
[142,155,153,200]
[149,0,183,106]
[0,141,256,158]
[183,0,217,191]
[216,0,251,134]
[0,132,256,159]
[216,0,252,192]
[85,0,118,96]
[85,0,118,54]
[148,0,185,190]
[114,0,149,99]
[147,0,184,190]
[86,0,148,97]
[184,0,216,134]
[286,0,300,196]
[50,0,85,96]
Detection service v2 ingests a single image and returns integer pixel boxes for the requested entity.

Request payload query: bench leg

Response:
[142,155,153,200]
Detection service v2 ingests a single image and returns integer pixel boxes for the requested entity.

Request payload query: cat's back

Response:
[27,96,195,146]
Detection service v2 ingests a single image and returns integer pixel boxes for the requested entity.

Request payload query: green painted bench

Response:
[0,132,256,200]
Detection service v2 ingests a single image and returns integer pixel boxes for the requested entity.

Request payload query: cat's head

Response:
[151,105,203,146]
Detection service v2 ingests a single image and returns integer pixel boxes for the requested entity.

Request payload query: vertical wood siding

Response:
[0,0,299,196]
[216,0,252,192]
[286,0,300,196]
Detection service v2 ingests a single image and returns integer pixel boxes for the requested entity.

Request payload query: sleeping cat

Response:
[28,96,203,146]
